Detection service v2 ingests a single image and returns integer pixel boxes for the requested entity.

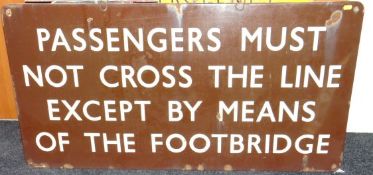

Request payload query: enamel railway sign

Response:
[3,2,363,171]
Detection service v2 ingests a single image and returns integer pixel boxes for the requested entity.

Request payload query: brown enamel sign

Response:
[2,2,364,171]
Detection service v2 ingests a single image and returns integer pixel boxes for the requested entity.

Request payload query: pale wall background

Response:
[347,0,373,133]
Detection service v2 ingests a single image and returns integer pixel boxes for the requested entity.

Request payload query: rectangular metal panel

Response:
[3,2,363,171]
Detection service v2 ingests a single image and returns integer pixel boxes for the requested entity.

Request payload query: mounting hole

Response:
[5,9,12,17]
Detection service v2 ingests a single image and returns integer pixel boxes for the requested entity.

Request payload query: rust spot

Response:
[145,51,153,59]
[27,159,49,168]
[87,17,93,23]
[98,0,108,12]
[331,163,337,170]
[183,164,192,170]
[325,10,343,26]
[340,152,344,161]
[224,164,233,171]
[197,164,204,171]
[131,54,148,69]
[303,166,315,172]
[27,159,33,165]
[302,155,309,169]
[86,18,93,31]
[63,163,74,169]
[216,112,222,121]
